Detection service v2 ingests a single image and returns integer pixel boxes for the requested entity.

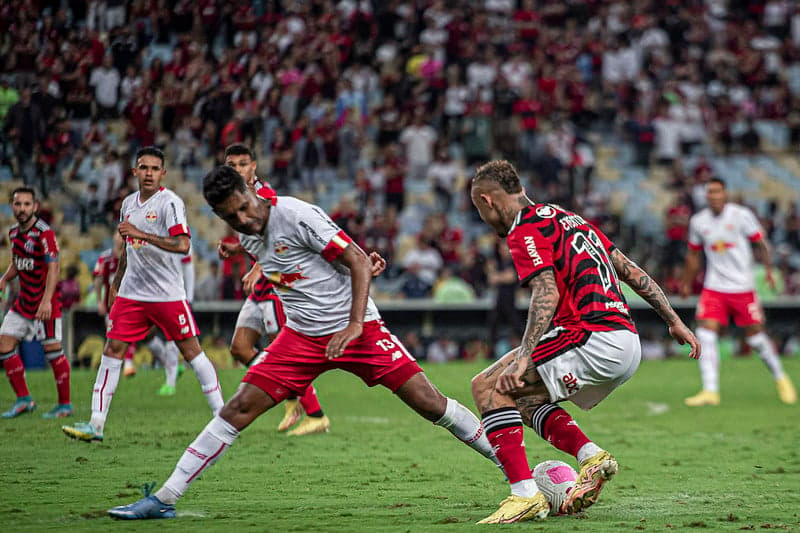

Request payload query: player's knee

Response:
[220,393,252,418]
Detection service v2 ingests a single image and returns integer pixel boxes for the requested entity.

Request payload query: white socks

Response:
[746,332,785,379]
[696,327,720,392]
[435,398,502,469]
[90,355,123,434]
[164,342,180,387]
[189,352,223,415]
[510,478,540,497]
[146,336,166,365]
[577,442,603,463]
[157,415,239,504]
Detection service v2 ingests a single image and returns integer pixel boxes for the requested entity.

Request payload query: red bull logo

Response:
[710,240,734,253]
[267,268,308,290]
[146,211,157,222]
[274,241,289,255]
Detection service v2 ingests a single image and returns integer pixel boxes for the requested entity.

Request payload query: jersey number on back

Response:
[571,229,619,293]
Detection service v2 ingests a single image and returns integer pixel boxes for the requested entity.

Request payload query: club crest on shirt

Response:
[146,211,157,222]
[536,205,556,218]
[24,238,35,253]
[273,241,289,255]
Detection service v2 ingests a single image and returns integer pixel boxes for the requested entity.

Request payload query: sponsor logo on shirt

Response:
[523,236,543,266]
[710,240,734,253]
[561,372,580,395]
[267,267,308,289]
[536,205,556,218]
[14,257,34,271]
[299,220,327,246]
[146,210,157,222]
[273,241,289,255]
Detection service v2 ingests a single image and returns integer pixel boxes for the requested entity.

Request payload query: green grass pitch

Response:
[1,357,799,532]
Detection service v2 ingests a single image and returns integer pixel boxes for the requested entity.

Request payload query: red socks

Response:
[48,355,71,404]
[482,408,531,483]
[3,353,30,398]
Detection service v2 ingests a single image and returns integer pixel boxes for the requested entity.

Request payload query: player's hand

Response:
[765,269,776,291]
[669,322,701,359]
[35,300,52,321]
[242,266,261,294]
[118,221,145,240]
[496,353,528,395]
[325,322,363,360]
[217,240,242,259]
[369,252,387,277]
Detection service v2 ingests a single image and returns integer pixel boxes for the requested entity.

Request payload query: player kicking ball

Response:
[106,165,501,520]
[468,161,700,523]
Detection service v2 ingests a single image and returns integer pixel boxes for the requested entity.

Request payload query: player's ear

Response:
[479,193,493,208]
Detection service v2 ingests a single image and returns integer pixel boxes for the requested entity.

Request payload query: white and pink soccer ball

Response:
[533,460,578,515]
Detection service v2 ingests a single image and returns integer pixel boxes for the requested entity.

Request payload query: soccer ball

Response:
[532,460,578,515]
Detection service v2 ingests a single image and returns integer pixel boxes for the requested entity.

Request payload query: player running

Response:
[107,164,500,520]
[468,160,699,523]
[62,147,223,443]
[221,143,329,436]
[0,187,72,419]
[681,177,797,406]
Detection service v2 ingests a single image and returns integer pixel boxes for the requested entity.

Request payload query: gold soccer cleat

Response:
[477,493,550,524]
[776,376,797,405]
[684,390,720,407]
[286,415,330,436]
[277,399,304,432]
[561,451,618,514]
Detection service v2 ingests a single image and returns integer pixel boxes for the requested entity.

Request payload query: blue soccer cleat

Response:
[62,421,103,442]
[42,403,73,419]
[1,396,36,418]
[108,496,176,520]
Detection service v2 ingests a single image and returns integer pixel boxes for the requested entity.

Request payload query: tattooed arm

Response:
[117,221,190,254]
[496,269,560,394]
[610,248,700,359]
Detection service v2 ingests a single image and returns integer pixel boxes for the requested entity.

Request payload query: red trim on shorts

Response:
[747,231,763,242]
[169,223,190,237]
[241,372,297,403]
[321,230,352,262]
[687,241,703,251]
[375,361,423,392]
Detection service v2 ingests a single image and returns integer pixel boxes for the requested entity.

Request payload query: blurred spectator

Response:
[427,146,460,212]
[432,266,476,303]
[427,335,459,363]
[4,87,45,185]
[400,108,437,181]
[90,55,121,120]
[486,242,524,352]
[58,265,82,311]
[195,261,222,302]
[401,237,443,291]
[663,192,692,270]
[401,331,426,360]
[79,182,106,233]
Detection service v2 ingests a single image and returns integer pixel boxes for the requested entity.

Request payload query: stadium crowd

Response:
[1,0,800,360]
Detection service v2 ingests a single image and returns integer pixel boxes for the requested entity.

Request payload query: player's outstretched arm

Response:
[242,262,261,294]
[610,249,700,359]
[681,248,701,297]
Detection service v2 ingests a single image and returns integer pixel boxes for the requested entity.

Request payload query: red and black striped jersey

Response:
[249,273,280,304]
[93,248,120,310]
[8,218,61,319]
[506,203,636,334]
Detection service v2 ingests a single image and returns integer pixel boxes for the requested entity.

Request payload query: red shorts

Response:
[243,320,423,402]
[696,289,763,327]
[107,297,200,342]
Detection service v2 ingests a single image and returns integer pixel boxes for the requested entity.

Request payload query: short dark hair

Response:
[10,186,36,203]
[135,146,165,167]
[473,160,523,194]
[203,165,248,208]
[224,143,256,161]
[709,177,726,188]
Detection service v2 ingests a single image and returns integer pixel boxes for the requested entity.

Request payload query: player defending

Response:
[0,187,72,419]
[468,161,700,523]
[222,143,331,435]
[62,147,224,442]
[107,165,500,519]
[681,178,796,406]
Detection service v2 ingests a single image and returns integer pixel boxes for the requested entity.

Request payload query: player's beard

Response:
[15,212,33,226]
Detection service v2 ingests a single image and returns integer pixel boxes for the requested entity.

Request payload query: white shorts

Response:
[0,309,63,345]
[535,328,641,411]
[234,298,281,336]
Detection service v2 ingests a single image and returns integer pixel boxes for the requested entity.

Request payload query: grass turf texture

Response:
[1,357,799,532]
